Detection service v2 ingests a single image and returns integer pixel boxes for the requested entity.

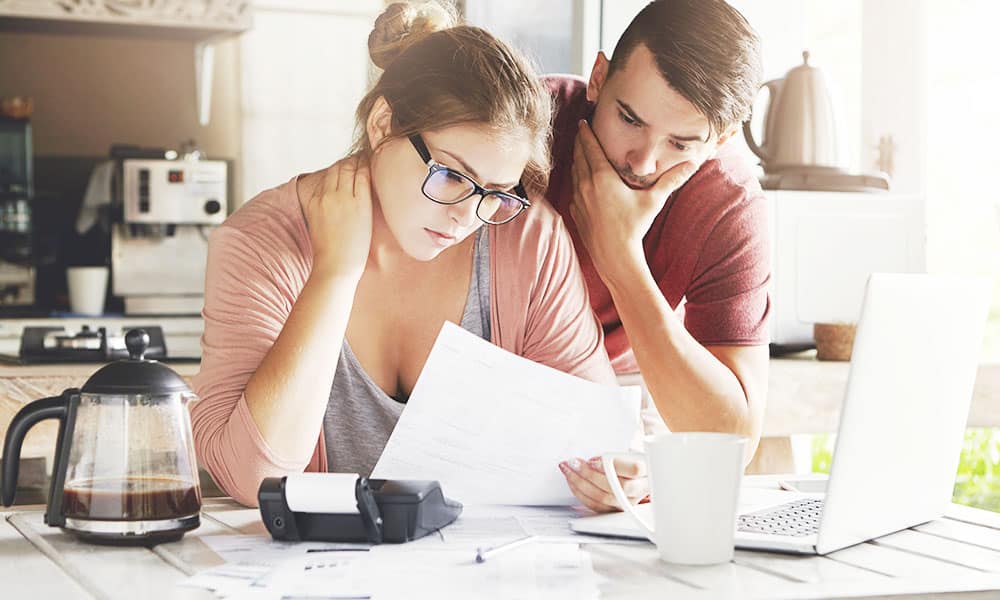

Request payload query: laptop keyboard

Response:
[738,498,824,537]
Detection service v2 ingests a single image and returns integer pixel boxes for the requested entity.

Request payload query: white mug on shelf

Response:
[603,432,747,565]
[67,266,109,316]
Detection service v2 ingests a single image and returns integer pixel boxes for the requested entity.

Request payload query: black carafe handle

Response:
[1,389,76,507]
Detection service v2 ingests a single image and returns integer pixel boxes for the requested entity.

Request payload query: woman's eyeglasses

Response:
[409,134,530,225]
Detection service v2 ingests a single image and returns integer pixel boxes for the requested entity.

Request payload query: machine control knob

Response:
[204,199,222,215]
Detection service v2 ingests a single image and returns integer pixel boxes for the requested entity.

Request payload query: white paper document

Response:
[442,504,646,548]
[360,543,599,600]
[185,543,597,600]
[198,534,369,567]
[371,322,641,505]
[181,551,371,599]
[183,512,603,600]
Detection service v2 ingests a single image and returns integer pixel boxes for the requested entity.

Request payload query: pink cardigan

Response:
[191,176,616,506]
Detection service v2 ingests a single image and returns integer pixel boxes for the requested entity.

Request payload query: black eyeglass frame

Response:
[408,134,530,225]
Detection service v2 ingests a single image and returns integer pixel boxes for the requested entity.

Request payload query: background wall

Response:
[238,1,380,203]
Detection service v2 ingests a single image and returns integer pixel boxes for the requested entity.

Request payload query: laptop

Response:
[572,273,992,555]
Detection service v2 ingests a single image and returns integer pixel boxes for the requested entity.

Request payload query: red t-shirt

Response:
[543,75,772,373]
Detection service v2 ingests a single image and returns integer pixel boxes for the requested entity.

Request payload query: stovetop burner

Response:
[50,326,105,351]
[3,325,168,364]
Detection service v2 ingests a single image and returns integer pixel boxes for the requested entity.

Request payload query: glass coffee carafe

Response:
[2,329,202,544]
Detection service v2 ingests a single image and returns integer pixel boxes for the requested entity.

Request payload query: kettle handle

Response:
[742,78,782,163]
[1,390,74,507]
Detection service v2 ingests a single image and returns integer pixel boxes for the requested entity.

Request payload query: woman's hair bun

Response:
[369,1,458,70]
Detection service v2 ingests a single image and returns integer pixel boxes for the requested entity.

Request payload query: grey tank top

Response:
[323,228,491,476]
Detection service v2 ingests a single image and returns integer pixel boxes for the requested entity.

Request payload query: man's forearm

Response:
[603,257,758,443]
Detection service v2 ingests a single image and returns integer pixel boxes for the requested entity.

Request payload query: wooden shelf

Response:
[0,1,250,40]
[0,2,251,126]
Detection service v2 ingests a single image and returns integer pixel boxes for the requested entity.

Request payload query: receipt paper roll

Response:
[283,472,361,514]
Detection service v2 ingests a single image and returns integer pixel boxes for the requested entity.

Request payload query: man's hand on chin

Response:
[569,120,696,286]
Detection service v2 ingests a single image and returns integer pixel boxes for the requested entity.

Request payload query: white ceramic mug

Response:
[603,432,747,565]
[67,266,109,316]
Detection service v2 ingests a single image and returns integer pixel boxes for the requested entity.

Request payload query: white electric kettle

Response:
[743,51,844,174]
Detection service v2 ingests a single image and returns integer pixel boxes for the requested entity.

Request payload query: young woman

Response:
[191,2,639,509]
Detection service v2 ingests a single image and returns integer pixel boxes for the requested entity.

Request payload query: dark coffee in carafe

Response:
[2,330,203,545]
[62,477,201,521]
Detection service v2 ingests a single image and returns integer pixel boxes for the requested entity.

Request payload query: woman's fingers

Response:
[570,457,649,503]
[304,156,374,278]
[587,456,647,481]
[560,461,618,512]
[622,476,649,501]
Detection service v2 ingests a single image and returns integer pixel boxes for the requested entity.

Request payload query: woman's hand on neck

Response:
[300,156,374,283]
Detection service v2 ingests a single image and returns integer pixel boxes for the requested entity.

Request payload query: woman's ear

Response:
[367,96,393,150]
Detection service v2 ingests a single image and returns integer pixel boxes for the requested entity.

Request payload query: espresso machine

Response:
[111,157,227,315]
[0,115,35,308]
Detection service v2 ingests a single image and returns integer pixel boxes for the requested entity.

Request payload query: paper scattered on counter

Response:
[199,533,369,567]
[180,534,372,598]
[178,563,273,597]
[359,543,599,600]
[180,552,372,599]
[180,506,612,599]
[443,504,646,548]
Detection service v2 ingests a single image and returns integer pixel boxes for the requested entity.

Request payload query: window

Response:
[924,1,1000,360]
[461,0,600,76]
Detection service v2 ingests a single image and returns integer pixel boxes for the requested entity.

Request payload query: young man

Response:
[552,0,771,512]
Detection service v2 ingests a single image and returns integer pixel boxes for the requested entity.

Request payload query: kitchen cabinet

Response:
[0,1,250,38]
[0,0,252,126]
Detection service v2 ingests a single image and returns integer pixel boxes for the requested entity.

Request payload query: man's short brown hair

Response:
[608,0,762,137]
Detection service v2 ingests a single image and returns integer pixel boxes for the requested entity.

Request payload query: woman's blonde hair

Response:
[353,1,552,192]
